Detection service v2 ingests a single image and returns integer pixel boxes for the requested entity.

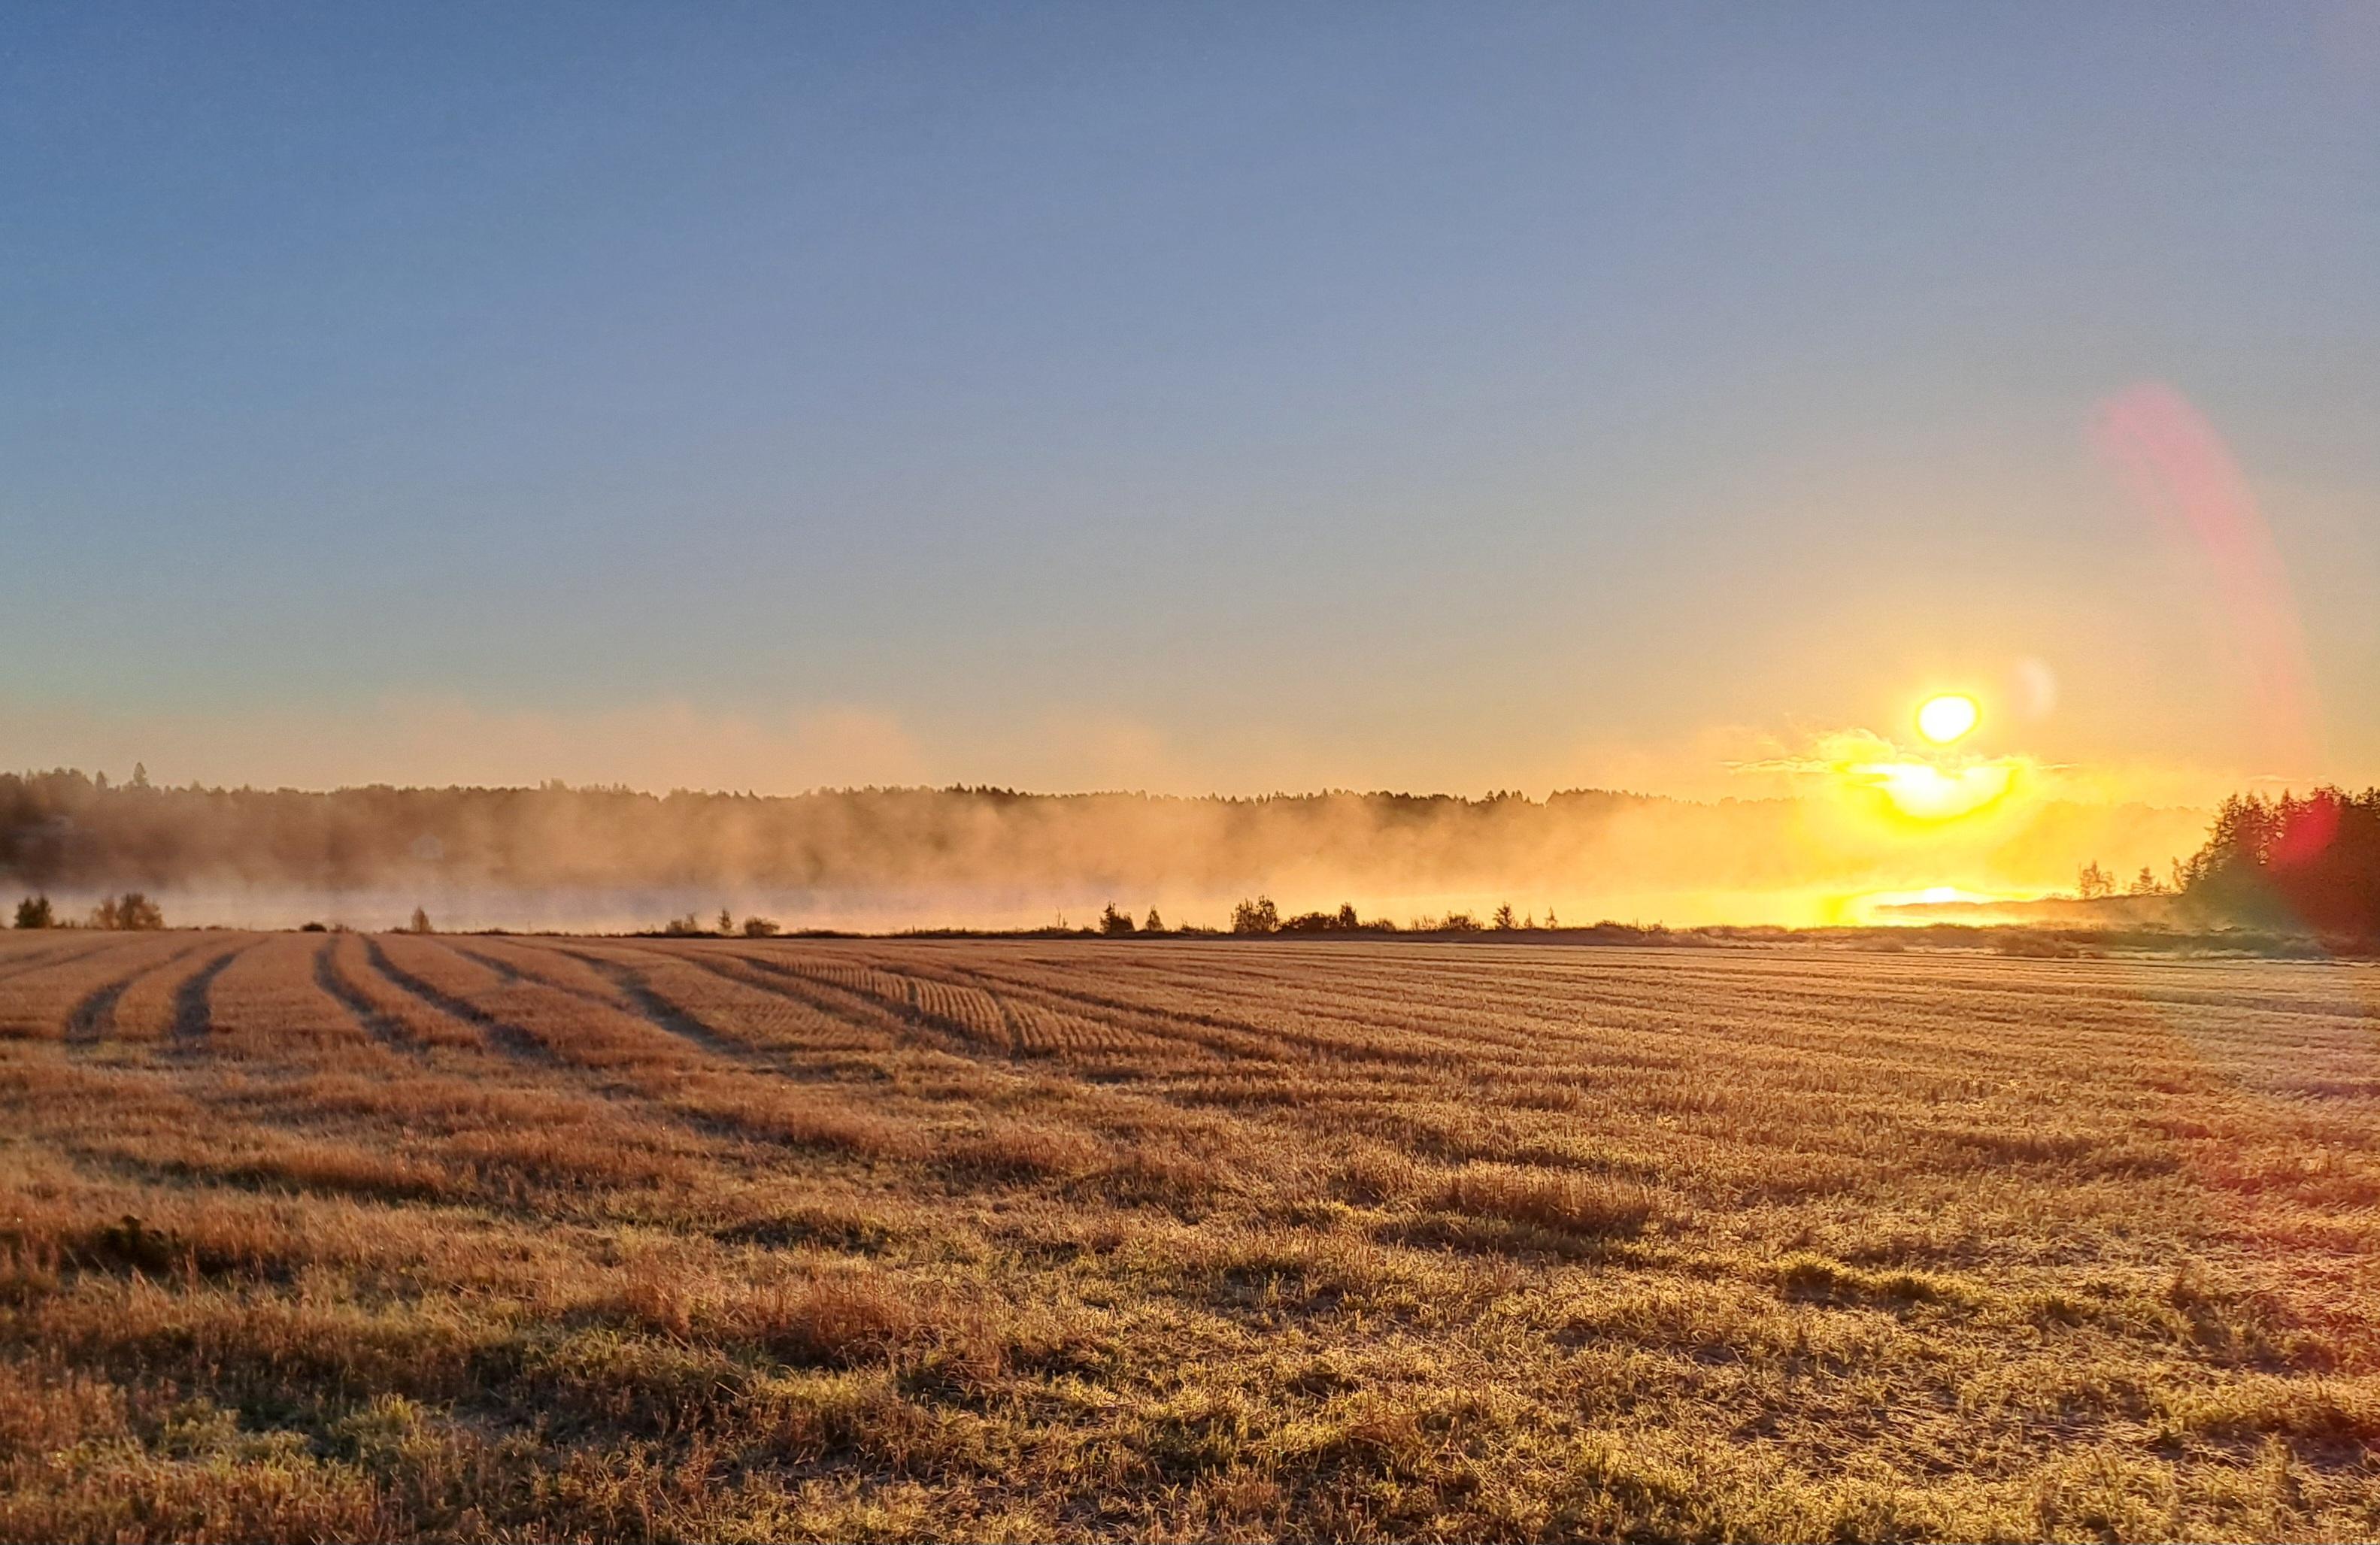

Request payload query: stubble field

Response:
[0,930,2374,1542]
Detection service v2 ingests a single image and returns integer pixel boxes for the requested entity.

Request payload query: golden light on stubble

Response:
[1915,693,1979,745]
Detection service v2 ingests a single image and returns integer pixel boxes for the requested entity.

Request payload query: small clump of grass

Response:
[1775,1251,1967,1310]
[1432,1163,1660,1240]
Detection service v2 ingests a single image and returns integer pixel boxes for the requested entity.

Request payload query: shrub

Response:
[89,893,164,930]
[1230,896,1280,935]
[742,916,781,938]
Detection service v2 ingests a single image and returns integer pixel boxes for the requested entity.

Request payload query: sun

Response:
[1915,693,1979,745]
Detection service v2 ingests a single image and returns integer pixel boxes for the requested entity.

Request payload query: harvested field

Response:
[0,931,2375,1540]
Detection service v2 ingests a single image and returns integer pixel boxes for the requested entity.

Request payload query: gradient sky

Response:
[6,3,2377,798]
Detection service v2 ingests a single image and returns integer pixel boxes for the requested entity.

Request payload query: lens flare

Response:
[1916,694,1978,745]
[2093,382,2318,772]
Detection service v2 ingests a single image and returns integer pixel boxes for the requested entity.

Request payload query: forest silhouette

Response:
[2174,788,2380,942]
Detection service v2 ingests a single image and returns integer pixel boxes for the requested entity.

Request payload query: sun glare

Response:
[1857,759,2018,821]
[1916,693,1979,745]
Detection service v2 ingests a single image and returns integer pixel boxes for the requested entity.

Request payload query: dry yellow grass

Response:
[0,929,2375,1541]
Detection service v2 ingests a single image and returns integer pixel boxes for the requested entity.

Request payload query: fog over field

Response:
[0,773,2210,932]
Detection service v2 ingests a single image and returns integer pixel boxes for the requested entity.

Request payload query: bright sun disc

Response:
[1916,693,1978,744]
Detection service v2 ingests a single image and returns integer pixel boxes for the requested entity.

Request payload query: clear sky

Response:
[6,3,2376,799]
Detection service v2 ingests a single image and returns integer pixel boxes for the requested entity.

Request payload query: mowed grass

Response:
[0,932,2375,1542]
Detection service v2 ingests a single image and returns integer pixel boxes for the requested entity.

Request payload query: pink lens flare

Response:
[2269,789,2344,870]
[2090,382,2321,775]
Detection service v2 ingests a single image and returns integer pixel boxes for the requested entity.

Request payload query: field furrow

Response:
[1,932,2375,1543]
[575,944,898,1058]
[365,935,561,1064]
[0,935,196,1040]
[163,939,258,1045]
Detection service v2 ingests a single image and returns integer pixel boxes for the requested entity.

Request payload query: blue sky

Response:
[5,4,2376,795]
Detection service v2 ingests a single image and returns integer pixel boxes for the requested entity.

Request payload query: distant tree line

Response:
[659,910,783,938]
[12,892,163,929]
[0,768,1694,894]
[20,764,2363,942]
[1214,895,1560,936]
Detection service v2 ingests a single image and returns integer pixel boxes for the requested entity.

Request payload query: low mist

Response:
[0,771,2210,932]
